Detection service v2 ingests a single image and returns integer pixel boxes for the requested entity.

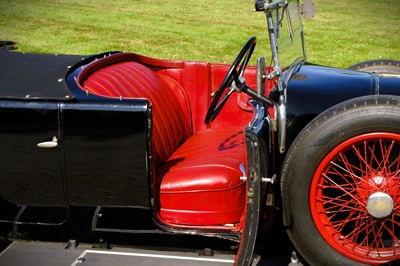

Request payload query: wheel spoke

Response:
[328,157,364,190]
[322,173,364,206]
[321,195,367,218]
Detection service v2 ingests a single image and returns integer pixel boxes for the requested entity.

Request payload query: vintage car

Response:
[0,0,399,265]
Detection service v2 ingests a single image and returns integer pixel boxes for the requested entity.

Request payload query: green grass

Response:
[303,0,400,68]
[1,0,399,68]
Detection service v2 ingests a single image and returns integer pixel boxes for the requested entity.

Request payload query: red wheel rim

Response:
[310,132,400,264]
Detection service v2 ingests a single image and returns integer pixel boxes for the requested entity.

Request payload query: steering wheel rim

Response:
[205,36,257,125]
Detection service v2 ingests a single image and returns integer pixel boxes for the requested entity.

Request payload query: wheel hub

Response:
[366,191,394,218]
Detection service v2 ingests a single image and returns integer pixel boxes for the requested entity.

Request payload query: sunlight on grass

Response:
[303,0,400,67]
[0,0,399,68]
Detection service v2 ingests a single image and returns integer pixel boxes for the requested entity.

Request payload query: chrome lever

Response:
[239,163,247,181]
[37,136,58,148]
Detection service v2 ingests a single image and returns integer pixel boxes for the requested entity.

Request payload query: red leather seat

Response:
[157,127,246,225]
[78,53,247,226]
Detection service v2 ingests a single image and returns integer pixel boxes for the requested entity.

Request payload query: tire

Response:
[281,95,400,265]
[348,59,400,75]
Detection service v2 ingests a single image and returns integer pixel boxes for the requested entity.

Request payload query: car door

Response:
[0,101,67,225]
[62,100,150,208]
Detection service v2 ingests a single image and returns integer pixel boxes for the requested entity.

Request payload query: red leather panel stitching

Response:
[81,61,191,165]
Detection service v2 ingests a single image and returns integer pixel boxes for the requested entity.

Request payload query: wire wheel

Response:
[310,133,400,264]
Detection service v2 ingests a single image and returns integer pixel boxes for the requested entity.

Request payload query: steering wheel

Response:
[205,36,257,125]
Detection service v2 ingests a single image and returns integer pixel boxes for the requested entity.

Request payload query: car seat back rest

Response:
[77,55,192,166]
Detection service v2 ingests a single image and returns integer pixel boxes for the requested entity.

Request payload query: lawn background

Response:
[1,0,399,68]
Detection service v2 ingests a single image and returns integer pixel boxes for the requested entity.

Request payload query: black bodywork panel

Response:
[0,99,151,226]
[62,102,150,207]
[0,51,82,100]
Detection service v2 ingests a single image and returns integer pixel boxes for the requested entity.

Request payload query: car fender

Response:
[283,63,400,148]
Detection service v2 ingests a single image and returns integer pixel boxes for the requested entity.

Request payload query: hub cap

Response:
[366,192,394,218]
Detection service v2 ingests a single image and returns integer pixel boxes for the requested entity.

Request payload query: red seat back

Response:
[78,56,192,166]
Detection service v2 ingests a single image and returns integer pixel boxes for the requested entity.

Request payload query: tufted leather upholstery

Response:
[78,53,247,226]
[82,61,191,166]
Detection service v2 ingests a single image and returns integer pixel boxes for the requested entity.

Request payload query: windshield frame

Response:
[258,0,306,89]
[254,0,306,153]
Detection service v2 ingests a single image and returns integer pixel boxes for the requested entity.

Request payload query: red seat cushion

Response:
[157,126,247,226]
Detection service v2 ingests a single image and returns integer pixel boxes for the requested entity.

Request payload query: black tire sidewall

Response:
[281,95,400,266]
[348,59,400,75]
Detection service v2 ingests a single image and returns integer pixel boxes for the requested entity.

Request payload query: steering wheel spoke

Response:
[205,36,257,124]
[213,87,236,117]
